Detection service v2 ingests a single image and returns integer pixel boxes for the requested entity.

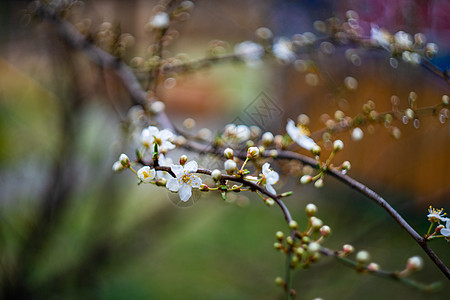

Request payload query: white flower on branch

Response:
[273,38,296,63]
[141,126,175,151]
[427,206,447,223]
[156,154,173,180]
[150,12,170,29]
[166,161,202,202]
[137,166,155,183]
[286,119,317,151]
[234,41,264,67]
[261,162,279,195]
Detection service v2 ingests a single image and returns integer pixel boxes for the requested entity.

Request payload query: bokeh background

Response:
[1,0,449,299]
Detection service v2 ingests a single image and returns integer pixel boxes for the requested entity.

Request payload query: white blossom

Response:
[166,161,202,202]
[234,41,264,67]
[273,38,296,63]
[286,119,317,150]
[262,163,279,195]
[370,25,391,50]
[150,12,170,29]
[156,154,173,180]
[427,206,447,223]
[137,166,155,183]
[394,31,413,49]
[141,126,175,151]
[351,127,364,141]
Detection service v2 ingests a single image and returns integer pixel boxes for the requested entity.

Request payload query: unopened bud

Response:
[367,262,379,272]
[305,203,317,217]
[311,144,321,155]
[320,225,331,237]
[442,95,449,105]
[274,242,283,250]
[274,277,285,286]
[119,153,130,166]
[356,250,370,264]
[275,231,284,241]
[211,169,221,181]
[269,149,278,158]
[286,236,293,245]
[311,217,323,230]
[406,256,423,271]
[314,178,324,189]
[179,155,188,165]
[112,161,124,172]
[300,175,313,184]
[224,159,237,172]
[308,242,320,253]
[247,146,260,158]
[342,161,351,170]
[405,108,415,119]
[200,184,209,191]
[224,148,234,159]
[262,132,274,145]
[342,244,354,254]
[280,191,293,197]
[289,220,298,229]
[265,198,275,206]
[333,140,344,151]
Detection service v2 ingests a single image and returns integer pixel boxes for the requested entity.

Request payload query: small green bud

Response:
[305,203,317,217]
[274,242,283,250]
[247,146,260,158]
[119,153,130,167]
[289,220,298,230]
[280,191,293,197]
[342,161,351,170]
[264,198,275,206]
[274,277,285,286]
[442,95,449,105]
[311,217,323,230]
[275,231,284,241]
[286,236,294,245]
[300,175,313,184]
[314,178,324,189]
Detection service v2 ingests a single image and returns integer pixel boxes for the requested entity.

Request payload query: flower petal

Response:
[179,184,192,202]
[262,162,270,176]
[166,178,180,192]
[146,126,159,136]
[161,140,176,150]
[190,175,202,188]
[170,164,184,177]
[266,171,279,185]
[184,161,198,173]
[159,129,174,140]
[440,228,450,237]
[266,184,276,195]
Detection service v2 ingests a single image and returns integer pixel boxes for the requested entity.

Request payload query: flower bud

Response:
[300,175,313,184]
[112,161,124,172]
[367,262,379,272]
[286,236,294,245]
[274,242,283,250]
[319,225,331,237]
[311,217,323,230]
[269,149,278,158]
[119,153,130,166]
[150,101,165,114]
[342,244,354,255]
[155,178,167,186]
[224,159,237,172]
[308,242,320,253]
[247,146,260,158]
[311,144,321,155]
[356,250,370,264]
[342,161,351,170]
[333,140,344,151]
[264,198,275,206]
[351,127,363,141]
[262,132,274,145]
[200,184,209,191]
[150,12,170,29]
[442,95,449,105]
[314,178,324,189]
[179,155,188,165]
[275,231,284,241]
[224,148,234,159]
[406,256,423,271]
[405,108,415,119]
[289,220,298,230]
[274,277,285,286]
[305,203,317,217]
[211,169,221,181]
